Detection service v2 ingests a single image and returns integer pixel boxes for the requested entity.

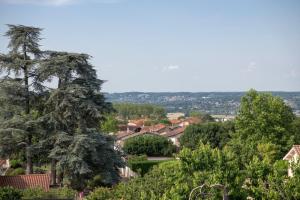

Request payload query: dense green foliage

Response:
[88,143,300,200]
[21,187,76,199]
[0,25,43,174]
[128,160,167,176]
[87,90,300,200]
[189,111,214,122]
[0,187,22,200]
[113,103,166,120]
[6,167,25,176]
[123,134,176,156]
[229,89,296,165]
[180,121,234,149]
[100,114,119,133]
[0,25,124,190]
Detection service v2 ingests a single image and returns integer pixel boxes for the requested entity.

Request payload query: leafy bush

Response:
[85,187,113,200]
[0,187,22,200]
[123,134,176,156]
[33,166,47,174]
[22,187,76,199]
[7,167,25,176]
[128,160,166,176]
[21,188,44,199]
[180,122,234,149]
[9,159,22,169]
[127,155,147,162]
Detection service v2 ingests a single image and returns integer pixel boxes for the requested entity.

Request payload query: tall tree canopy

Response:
[229,89,296,164]
[0,25,124,189]
[0,24,43,174]
[37,51,122,190]
[180,121,234,149]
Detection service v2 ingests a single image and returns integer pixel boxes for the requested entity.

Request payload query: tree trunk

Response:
[57,171,64,186]
[50,159,57,185]
[23,44,33,174]
[23,46,30,115]
[25,144,33,174]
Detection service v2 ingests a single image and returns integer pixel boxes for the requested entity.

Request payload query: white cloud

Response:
[0,0,122,6]
[162,65,180,72]
[246,61,257,72]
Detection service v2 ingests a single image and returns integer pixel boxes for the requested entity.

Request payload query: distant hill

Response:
[104,92,300,115]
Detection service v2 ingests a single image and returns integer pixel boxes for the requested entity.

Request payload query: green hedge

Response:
[123,134,176,156]
[128,160,165,176]
[6,168,25,176]
[0,187,22,200]
[10,159,23,169]
[22,187,76,199]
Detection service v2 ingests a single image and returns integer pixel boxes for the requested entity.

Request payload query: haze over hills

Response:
[105,91,300,115]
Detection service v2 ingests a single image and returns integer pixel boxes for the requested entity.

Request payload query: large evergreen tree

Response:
[0,25,43,174]
[36,51,123,189]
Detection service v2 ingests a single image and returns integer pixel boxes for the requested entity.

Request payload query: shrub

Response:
[7,168,25,176]
[127,155,147,162]
[180,122,234,149]
[123,134,176,156]
[22,188,44,199]
[85,187,113,200]
[33,166,47,174]
[0,187,22,200]
[9,159,22,169]
[128,160,166,176]
[22,187,76,199]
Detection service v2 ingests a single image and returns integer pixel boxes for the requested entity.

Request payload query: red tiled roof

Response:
[0,174,50,191]
[141,124,166,133]
[116,131,134,140]
[164,127,186,137]
[170,119,182,124]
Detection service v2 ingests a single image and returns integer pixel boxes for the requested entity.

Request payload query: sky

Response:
[0,0,300,92]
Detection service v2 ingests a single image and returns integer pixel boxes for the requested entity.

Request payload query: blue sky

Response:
[0,0,300,92]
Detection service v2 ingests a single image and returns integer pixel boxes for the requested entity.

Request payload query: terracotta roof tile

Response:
[141,124,166,133]
[116,131,134,140]
[164,127,186,137]
[0,174,50,191]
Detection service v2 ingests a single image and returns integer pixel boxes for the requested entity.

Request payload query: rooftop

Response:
[0,174,50,191]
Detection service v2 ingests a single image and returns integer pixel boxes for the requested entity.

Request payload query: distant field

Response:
[105,92,300,115]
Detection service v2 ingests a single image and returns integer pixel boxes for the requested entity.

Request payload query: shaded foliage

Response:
[180,121,234,149]
[123,134,176,156]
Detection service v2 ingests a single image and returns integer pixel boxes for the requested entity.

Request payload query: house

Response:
[0,159,10,175]
[0,174,51,191]
[167,112,185,120]
[283,145,300,177]
[211,115,235,122]
[169,119,182,126]
[179,117,201,127]
[163,127,186,146]
[128,119,146,127]
[115,130,158,147]
[140,124,167,134]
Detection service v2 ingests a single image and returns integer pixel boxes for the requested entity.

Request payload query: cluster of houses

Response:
[115,117,201,147]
